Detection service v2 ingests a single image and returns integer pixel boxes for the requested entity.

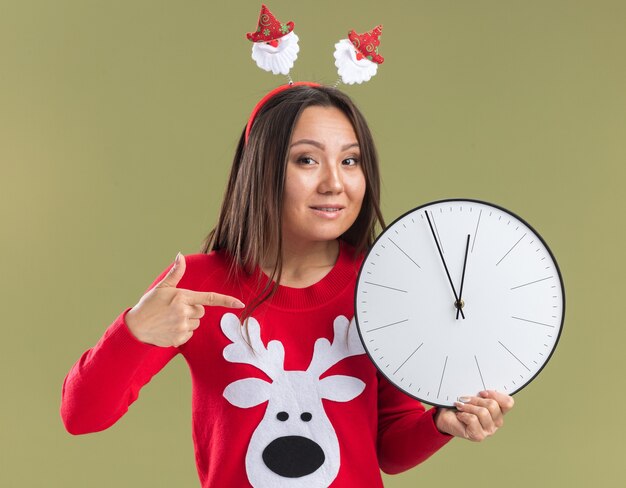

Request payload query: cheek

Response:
[349,173,367,205]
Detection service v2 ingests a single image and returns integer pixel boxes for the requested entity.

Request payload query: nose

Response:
[262,435,325,478]
[318,163,344,194]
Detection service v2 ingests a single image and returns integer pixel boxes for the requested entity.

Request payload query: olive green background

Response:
[2,0,624,486]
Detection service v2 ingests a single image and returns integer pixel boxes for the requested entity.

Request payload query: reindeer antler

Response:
[221,313,286,381]
[307,316,365,379]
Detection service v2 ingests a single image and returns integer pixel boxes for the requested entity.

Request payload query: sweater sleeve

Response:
[376,372,453,474]
[60,263,179,435]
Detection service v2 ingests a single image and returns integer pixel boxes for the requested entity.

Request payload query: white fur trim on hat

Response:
[251,31,300,75]
[333,38,378,85]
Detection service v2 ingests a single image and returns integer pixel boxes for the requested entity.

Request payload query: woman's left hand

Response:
[434,390,515,441]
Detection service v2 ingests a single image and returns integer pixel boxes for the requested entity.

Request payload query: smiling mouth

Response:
[311,207,342,212]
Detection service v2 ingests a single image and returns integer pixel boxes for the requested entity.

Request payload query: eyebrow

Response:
[290,139,360,151]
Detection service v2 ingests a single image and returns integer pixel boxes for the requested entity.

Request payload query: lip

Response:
[309,205,345,219]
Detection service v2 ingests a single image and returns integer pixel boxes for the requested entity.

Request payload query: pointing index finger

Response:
[183,289,245,309]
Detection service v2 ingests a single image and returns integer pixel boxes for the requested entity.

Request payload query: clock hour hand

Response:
[424,211,466,319]
[456,234,470,320]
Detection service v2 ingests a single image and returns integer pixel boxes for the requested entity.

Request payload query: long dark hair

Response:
[200,85,385,321]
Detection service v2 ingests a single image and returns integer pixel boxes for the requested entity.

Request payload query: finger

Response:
[185,290,245,309]
[156,252,186,289]
[455,401,496,434]
[186,303,206,320]
[479,390,515,414]
[455,412,487,442]
[187,318,201,331]
[460,396,504,428]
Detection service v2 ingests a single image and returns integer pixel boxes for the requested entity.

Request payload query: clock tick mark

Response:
[496,233,526,266]
[498,341,531,371]
[510,276,553,290]
[475,355,486,391]
[471,209,483,253]
[366,318,409,333]
[364,281,408,293]
[511,316,555,328]
[393,342,424,375]
[429,212,445,253]
[388,238,422,269]
[437,356,449,399]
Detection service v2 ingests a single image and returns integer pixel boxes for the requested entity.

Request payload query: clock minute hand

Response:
[456,234,470,320]
[424,211,466,320]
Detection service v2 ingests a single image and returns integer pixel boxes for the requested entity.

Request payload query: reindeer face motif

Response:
[221,313,366,487]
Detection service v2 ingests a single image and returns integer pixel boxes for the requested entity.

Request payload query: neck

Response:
[260,239,341,287]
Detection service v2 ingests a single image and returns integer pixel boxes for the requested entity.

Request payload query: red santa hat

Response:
[348,25,384,64]
[246,4,295,44]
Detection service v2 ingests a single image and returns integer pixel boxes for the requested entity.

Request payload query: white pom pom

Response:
[251,31,300,75]
[333,38,378,85]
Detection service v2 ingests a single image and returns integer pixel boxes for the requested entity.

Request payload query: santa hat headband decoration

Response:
[246,4,300,80]
[335,25,384,85]
[245,4,384,143]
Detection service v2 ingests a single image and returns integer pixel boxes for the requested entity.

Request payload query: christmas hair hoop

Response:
[244,4,384,143]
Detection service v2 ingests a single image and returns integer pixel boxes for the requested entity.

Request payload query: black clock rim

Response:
[353,197,566,409]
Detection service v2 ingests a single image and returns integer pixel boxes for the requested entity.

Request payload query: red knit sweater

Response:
[61,241,452,486]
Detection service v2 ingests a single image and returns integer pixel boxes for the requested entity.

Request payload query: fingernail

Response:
[174,252,181,265]
[231,300,245,308]
[479,390,489,397]
[457,396,471,403]
[454,401,464,409]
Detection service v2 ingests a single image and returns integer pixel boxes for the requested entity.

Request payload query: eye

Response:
[343,157,360,166]
[296,156,316,165]
[277,412,289,421]
[300,412,312,422]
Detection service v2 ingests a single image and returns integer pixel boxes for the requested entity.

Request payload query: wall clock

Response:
[354,199,565,408]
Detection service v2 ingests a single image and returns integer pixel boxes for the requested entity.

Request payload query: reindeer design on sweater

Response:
[220,312,366,487]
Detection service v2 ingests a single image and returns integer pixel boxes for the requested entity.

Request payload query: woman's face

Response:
[282,105,366,249]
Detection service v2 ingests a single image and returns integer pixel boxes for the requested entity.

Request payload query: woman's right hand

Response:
[125,253,245,347]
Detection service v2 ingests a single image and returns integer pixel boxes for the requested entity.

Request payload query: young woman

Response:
[61,84,514,487]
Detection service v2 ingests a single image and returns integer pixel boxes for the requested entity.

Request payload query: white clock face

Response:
[355,199,565,407]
